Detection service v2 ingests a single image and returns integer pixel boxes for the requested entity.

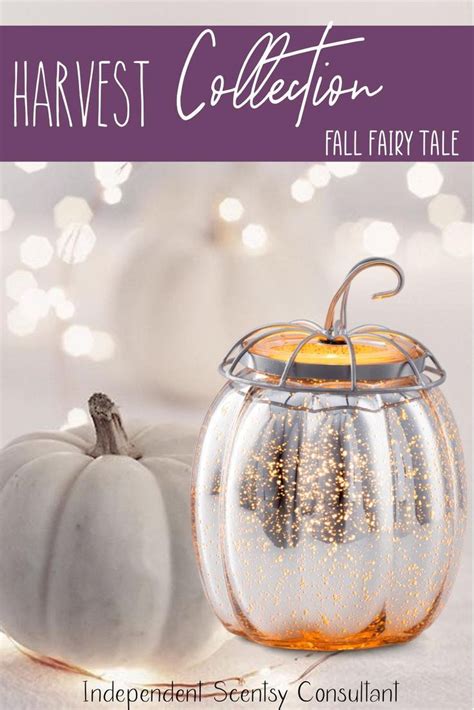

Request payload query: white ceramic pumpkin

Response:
[0,394,227,676]
[116,228,331,404]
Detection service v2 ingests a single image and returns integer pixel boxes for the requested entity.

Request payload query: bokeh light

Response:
[14,162,48,173]
[241,224,269,253]
[46,287,66,307]
[102,186,123,205]
[442,221,473,258]
[57,223,96,264]
[428,193,465,230]
[89,331,116,362]
[6,270,38,301]
[326,162,360,178]
[363,220,400,256]
[18,287,50,321]
[307,164,331,188]
[62,407,89,430]
[20,235,54,270]
[218,197,244,222]
[46,287,75,320]
[62,325,94,357]
[55,300,75,320]
[7,306,38,337]
[406,163,443,198]
[54,196,93,230]
[94,162,132,187]
[291,178,314,203]
[0,199,15,232]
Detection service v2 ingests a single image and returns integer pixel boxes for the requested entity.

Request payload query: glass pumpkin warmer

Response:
[192,257,466,651]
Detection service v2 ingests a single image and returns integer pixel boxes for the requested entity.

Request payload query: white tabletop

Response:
[1,549,471,710]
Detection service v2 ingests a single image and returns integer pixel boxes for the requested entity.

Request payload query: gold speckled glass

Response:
[192,259,466,651]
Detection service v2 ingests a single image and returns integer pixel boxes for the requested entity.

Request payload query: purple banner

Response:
[0,25,472,161]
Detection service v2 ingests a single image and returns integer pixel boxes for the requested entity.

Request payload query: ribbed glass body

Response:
[192,375,466,650]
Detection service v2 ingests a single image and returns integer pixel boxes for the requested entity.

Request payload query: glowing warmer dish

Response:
[192,257,466,651]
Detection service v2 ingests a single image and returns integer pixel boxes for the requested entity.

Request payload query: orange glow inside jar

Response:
[248,331,423,368]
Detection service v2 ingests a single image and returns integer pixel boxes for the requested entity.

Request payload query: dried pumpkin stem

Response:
[88,393,141,459]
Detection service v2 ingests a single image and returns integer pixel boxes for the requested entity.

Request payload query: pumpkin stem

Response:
[87,393,141,459]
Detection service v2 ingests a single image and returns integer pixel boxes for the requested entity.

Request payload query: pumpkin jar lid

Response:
[219,257,445,394]
[245,329,425,383]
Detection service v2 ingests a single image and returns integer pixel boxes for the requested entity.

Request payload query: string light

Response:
[218,197,244,222]
[406,163,443,198]
[102,186,123,205]
[0,199,15,232]
[54,196,93,230]
[427,193,465,230]
[6,270,38,301]
[62,325,94,357]
[57,223,96,264]
[14,162,48,173]
[99,667,161,684]
[363,220,400,256]
[20,235,54,270]
[241,224,269,253]
[291,178,314,203]
[307,164,331,187]
[442,221,473,258]
[94,162,132,187]
[325,162,360,178]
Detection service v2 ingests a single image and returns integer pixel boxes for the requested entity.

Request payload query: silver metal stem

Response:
[324,257,405,334]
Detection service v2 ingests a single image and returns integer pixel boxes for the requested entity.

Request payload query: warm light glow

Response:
[14,162,48,173]
[57,223,96,264]
[218,197,244,222]
[7,306,38,336]
[326,162,360,178]
[62,407,89,429]
[406,163,443,198]
[428,193,465,230]
[62,325,94,357]
[291,178,314,203]
[55,300,75,320]
[442,221,473,258]
[94,162,132,187]
[89,331,116,361]
[6,270,38,302]
[103,186,123,205]
[18,288,50,321]
[0,199,15,232]
[307,164,331,188]
[54,196,93,229]
[241,223,269,253]
[251,331,421,366]
[20,235,54,270]
[363,221,400,256]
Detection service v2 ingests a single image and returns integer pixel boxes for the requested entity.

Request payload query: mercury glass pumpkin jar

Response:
[192,257,466,651]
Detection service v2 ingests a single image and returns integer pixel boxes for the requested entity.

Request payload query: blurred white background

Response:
[1,161,472,457]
